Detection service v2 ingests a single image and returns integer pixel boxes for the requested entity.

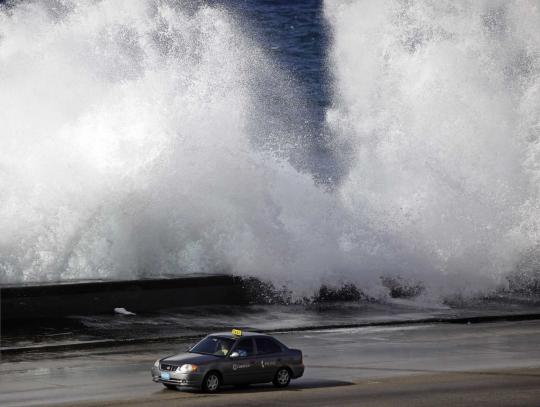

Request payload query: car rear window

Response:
[255,337,282,355]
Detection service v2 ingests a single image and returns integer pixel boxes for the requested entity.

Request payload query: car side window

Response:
[255,338,282,355]
[235,338,255,357]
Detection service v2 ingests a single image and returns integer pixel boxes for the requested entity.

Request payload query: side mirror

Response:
[229,352,240,358]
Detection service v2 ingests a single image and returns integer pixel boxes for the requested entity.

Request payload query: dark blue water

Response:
[208,0,337,182]
[223,0,330,111]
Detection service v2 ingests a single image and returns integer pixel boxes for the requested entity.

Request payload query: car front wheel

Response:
[202,372,221,393]
[273,367,291,388]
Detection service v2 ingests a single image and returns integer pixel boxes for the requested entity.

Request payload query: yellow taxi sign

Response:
[231,329,243,336]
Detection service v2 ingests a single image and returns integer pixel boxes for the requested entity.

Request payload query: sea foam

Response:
[1,0,540,300]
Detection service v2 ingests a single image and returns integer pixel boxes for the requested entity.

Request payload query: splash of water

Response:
[1,0,540,300]
[325,0,540,296]
[0,0,334,288]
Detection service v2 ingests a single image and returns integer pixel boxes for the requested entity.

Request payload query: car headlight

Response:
[154,360,160,368]
[178,364,198,373]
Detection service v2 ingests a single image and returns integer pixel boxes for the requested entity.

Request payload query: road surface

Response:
[2,320,540,406]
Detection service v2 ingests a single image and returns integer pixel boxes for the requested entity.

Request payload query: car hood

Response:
[162,352,221,366]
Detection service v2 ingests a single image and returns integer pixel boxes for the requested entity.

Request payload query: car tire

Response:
[202,371,221,393]
[272,367,291,388]
[163,384,177,390]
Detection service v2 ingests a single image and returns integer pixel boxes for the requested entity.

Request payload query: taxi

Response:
[151,329,304,392]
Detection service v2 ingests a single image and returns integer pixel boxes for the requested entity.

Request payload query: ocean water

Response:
[1,0,540,301]
[209,0,336,180]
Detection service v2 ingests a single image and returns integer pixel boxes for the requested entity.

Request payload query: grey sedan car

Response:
[151,330,304,392]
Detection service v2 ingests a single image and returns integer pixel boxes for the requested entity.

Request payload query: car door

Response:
[254,337,285,382]
[222,337,259,384]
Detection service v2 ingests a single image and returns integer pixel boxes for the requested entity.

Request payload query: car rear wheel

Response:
[202,372,221,393]
[272,367,291,388]
[163,384,177,390]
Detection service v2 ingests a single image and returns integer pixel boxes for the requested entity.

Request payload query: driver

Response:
[216,340,230,356]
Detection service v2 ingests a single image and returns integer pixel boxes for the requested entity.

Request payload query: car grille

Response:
[160,363,177,372]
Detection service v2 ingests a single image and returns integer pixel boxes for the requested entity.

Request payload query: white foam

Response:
[0,0,339,295]
[1,0,540,300]
[325,0,540,297]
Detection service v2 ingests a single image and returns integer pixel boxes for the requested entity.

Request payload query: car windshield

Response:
[189,336,235,357]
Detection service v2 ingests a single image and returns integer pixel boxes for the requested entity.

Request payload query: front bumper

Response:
[151,366,203,389]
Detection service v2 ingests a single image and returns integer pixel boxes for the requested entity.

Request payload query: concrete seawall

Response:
[0,275,247,320]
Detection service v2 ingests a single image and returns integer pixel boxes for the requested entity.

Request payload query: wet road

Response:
[2,320,540,406]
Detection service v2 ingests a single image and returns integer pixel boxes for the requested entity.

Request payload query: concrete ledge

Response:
[0,275,247,320]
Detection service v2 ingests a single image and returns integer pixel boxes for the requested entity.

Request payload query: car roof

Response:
[210,331,271,339]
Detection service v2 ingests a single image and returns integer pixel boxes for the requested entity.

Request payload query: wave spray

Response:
[1,0,540,299]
